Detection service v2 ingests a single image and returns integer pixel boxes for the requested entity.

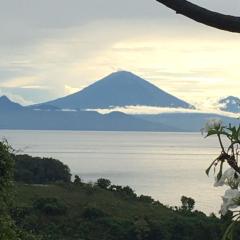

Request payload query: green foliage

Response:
[0,141,17,239]
[138,195,154,204]
[121,186,137,198]
[204,119,240,240]
[13,182,225,240]
[0,139,230,240]
[0,141,14,206]
[181,196,195,212]
[33,198,67,216]
[109,184,123,191]
[96,178,111,189]
[0,141,40,240]
[205,122,240,180]
[73,175,82,185]
[134,218,150,240]
[82,207,108,220]
[109,184,137,198]
[13,154,71,184]
[0,216,17,240]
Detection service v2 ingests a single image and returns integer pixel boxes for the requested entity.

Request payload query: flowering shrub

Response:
[204,119,240,239]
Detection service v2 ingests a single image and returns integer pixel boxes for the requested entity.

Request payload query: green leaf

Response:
[217,160,224,181]
[206,129,218,138]
[222,221,237,240]
[205,159,218,176]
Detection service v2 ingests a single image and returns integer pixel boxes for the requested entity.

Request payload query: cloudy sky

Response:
[1,0,240,108]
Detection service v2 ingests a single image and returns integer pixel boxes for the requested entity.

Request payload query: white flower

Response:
[220,189,240,215]
[201,118,222,135]
[214,168,240,188]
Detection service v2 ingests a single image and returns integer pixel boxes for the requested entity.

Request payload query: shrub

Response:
[122,186,137,198]
[33,198,67,216]
[181,196,195,212]
[82,207,108,220]
[138,195,154,204]
[13,154,71,184]
[96,178,111,189]
[73,175,82,185]
[109,185,122,192]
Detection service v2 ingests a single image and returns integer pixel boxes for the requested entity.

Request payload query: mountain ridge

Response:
[40,71,194,110]
[219,96,240,113]
[0,108,180,132]
[0,94,239,132]
[0,95,23,111]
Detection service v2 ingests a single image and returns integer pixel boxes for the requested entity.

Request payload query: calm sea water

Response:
[0,130,228,214]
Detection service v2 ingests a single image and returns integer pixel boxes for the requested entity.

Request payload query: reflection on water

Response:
[0,130,227,214]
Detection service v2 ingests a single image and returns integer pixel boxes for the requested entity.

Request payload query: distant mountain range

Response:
[219,96,240,113]
[0,94,238,132]
[139,112,239,132]
[0,71,239,132]
[0,95,23,111]
[0,99,177,132]
[38,71,194,110]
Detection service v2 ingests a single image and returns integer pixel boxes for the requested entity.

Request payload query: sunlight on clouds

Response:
[104,36,240,104]
[0,76,39,88]
[0,89,33,106]
[1,19,240,106]
[21,85,49,89]
[64,85,80,95]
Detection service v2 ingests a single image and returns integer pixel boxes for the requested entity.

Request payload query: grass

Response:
[15,183,172,220]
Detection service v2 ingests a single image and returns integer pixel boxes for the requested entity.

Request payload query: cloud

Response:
[0,76,39,88]
[0,86,54,104]
[0,89,33,106]
[0,0,240,106]
[64,85,80,95]
[86,105,239,117]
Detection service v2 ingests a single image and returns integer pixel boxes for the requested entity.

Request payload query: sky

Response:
[1,0,240,108]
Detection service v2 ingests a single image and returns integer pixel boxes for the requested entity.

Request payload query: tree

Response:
[155,0,240,33]
[0,141,18,239]
[13,154,71,184]
[0,141,39,240]
[73,175,82,185]
[122,186,137,198]
[180,196,195,212]
[96,178,111,189]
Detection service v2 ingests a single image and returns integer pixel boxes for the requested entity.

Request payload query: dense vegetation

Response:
[13,154,71,184]
[14,182,227,240]
[0,141,38,239]
[0,144,238,239]
[0,141,17,239]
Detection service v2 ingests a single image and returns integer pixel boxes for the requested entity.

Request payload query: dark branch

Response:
[227,155,240,175]
[155,0,240,33]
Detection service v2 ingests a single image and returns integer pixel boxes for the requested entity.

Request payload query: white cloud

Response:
[86,105,239,117]
[0,0,240,107]
[64,85,80,95]
[0,89,33,106]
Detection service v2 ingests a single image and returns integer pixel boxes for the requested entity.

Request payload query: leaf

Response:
[222,221,237,240]
[217,160,224,181]
[205,166,212,176]
[205,158,218,176]
[206,129,218,138]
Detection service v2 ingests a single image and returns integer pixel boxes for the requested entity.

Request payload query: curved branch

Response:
[156,0,240,33]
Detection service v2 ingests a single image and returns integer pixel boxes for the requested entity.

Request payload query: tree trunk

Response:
[155,0,240,33]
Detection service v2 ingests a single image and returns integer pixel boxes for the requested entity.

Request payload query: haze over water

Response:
[0,130,227,214]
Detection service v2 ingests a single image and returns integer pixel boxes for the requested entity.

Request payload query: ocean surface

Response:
[0,130,228,214]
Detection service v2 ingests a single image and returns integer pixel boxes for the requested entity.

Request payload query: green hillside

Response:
[0,147,232,240]
[13,181,225,240]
